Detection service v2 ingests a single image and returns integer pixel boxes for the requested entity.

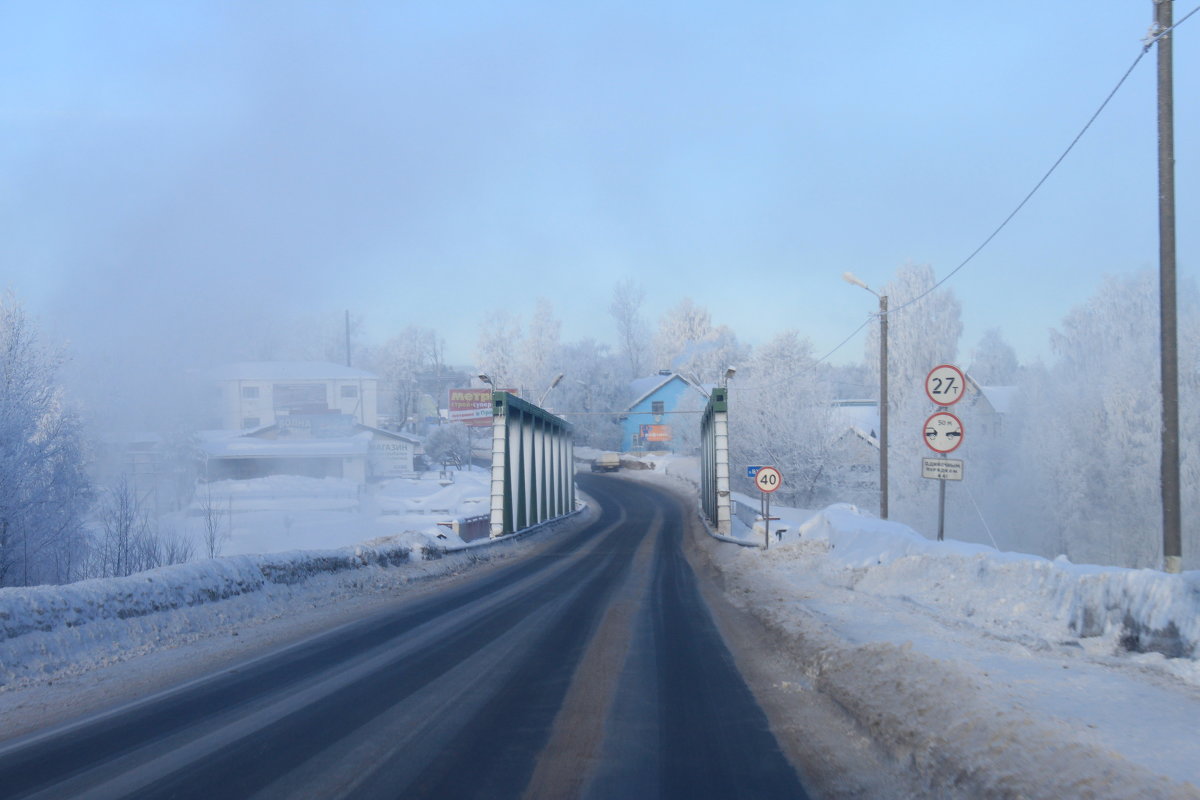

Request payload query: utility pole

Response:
[843,272,889,520]
[879,293,889,520]
[345,310,352,368]
[1155,0,1181,573]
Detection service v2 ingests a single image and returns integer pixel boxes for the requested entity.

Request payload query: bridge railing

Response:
[489,392,575,537]
[700,387,732,535]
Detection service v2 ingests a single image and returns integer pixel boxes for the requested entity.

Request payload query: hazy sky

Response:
[2,1,1195,373]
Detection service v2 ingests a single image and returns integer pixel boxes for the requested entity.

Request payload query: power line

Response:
[888,42,1159,317]
[745,8,1199,390]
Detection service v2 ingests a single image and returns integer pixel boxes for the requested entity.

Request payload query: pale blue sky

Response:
[1,1,1195,372]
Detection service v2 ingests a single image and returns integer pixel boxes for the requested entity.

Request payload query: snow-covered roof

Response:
[205,361,379,382]
[201,431,374,459]
[977,385,1017,414]
[832,400,879,440]
[360,425,421,444]
[626,372,708,411]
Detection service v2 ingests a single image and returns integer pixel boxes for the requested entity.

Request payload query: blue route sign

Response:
[746,465,764,478]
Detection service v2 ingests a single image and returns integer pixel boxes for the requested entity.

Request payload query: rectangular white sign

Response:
[922,458,964,481]
[448,406,492,421]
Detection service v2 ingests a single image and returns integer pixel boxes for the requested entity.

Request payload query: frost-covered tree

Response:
[0,293,91,586]
[969,328,1019,385]
[652,298,743,384]
[550,339,626,451]
[1003,273,1200,568]
[863,264,963,527]
[474,300,564,401]
[518,298,563,399]
[474,311,523,392]
[424,423,472,469]
[730,331,843,507]
[369,326,445,430]
[610,278,650,380]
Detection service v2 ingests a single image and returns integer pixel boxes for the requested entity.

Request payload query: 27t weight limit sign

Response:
[925,364,966,407]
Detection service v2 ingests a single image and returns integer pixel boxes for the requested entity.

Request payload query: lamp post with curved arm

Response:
[843,272,888,520]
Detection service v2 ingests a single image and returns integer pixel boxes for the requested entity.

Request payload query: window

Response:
[652,400,665,415]
[241,386,260,400]
[273,383,327,414]
[242,417,261,429]
[340,385,359,399]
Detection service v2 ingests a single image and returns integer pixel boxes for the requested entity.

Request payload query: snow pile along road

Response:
[0,536,436,688]
[696,498,1200,797]
[795,504,1200,661]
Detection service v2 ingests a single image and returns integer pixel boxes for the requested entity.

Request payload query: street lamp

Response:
[722,366,737,387]
[843,271,889,519]
[538,373,564,407]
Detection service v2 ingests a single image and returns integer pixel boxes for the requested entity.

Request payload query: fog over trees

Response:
[2,261,1196,586]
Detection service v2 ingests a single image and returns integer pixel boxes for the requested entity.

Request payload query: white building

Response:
[207,362,380,431]
[199,362,418,483]
[199,424,421,482]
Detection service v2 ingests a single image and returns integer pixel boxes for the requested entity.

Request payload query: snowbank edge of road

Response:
[0,503,593,691]
[0,540,424,643]
[631,468,1200,798]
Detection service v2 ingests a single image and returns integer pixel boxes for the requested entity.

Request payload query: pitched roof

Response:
[625,372,709,411]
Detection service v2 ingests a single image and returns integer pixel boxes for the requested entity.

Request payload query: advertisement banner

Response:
[640,424,672,443]
[448,388,517,427]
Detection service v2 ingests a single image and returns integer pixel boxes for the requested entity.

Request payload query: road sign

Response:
[746,465,764,478]
[922,457,964,481]
[925,364,966,407]
[923,412,964,453]
[754,466,783,493]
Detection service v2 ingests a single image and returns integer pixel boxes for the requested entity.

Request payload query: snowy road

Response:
[0,476,809,799]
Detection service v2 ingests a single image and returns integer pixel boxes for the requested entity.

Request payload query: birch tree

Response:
[610,278,649,380]
[0,293,91,586]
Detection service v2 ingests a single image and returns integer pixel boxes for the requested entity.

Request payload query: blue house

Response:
[620,372,710,452]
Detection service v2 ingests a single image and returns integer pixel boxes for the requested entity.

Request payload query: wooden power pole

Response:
[1155,0,1181,573]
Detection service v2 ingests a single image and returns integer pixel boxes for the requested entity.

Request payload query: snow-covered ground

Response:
[651,461,1200,797]
[0,469,499,693]
[3,458,1200,796]
[169,469,492,555]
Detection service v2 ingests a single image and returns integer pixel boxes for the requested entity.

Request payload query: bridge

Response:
[486,388,731,538]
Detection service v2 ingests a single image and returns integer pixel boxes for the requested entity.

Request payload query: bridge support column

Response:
[700,387,731,535]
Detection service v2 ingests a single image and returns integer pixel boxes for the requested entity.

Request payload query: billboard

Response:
[448,388,517,427]
[640,424,672,443]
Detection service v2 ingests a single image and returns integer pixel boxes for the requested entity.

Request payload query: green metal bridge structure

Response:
[485,387,731,540]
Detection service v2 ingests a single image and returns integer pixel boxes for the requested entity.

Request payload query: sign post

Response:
[754,466,782,549]
[923,365,966,542]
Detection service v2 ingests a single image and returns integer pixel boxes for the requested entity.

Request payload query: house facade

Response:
[199,362,413,483]
[207,362,380,431]
[620,372,710,453]
[200,423,420,482]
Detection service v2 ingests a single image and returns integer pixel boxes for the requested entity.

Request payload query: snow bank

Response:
[0,538,435,686]
[789,504,1200,661]
[0,540,423,641]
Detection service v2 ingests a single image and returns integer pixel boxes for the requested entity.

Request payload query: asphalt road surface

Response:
[0,474,810,799]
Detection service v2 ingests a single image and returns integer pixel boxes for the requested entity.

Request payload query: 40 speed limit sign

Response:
[754,466,783,493]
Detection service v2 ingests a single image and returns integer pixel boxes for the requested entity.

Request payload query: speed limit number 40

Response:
[754,466,783,493]
[925,364,966,407]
